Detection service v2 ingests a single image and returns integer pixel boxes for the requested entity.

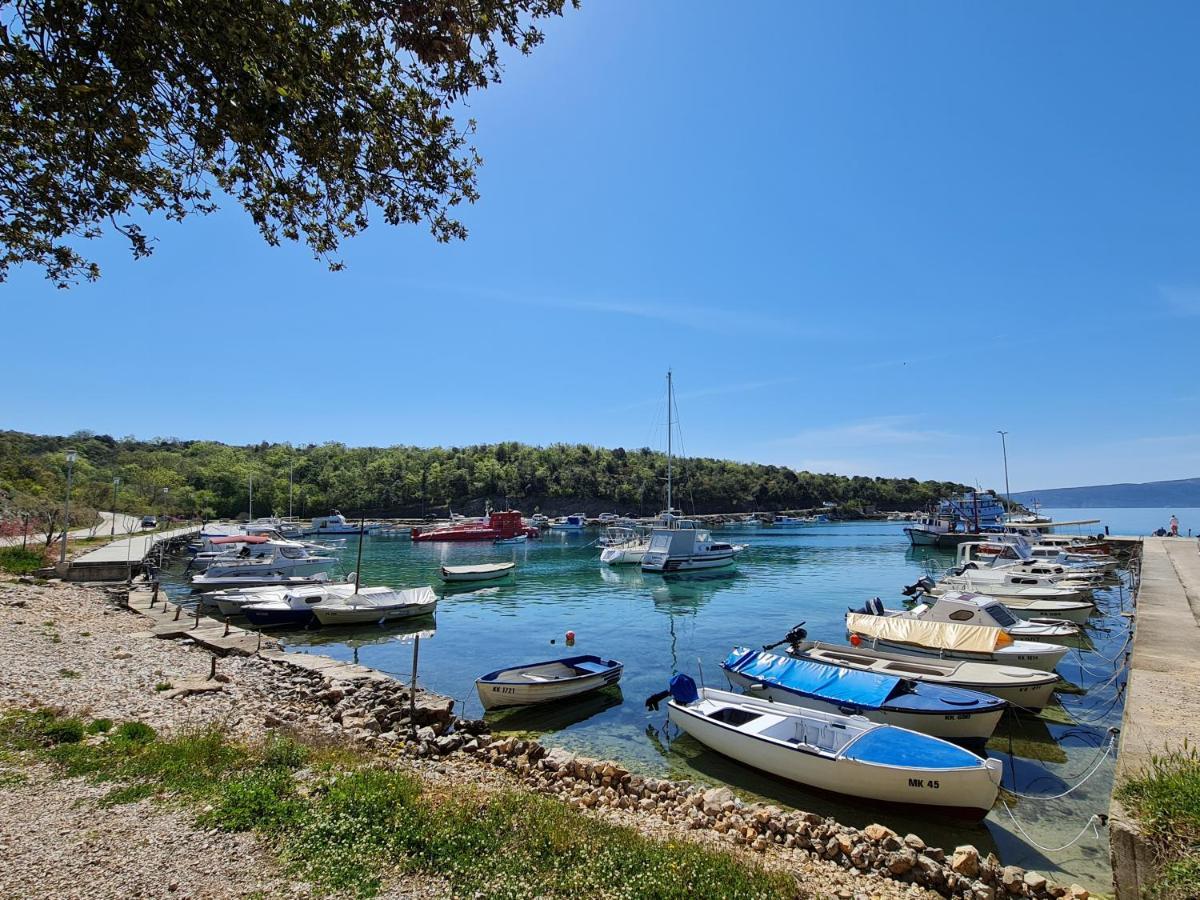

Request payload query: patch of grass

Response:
[153,682,171,692]
[1117,742,1200,899]
[0,709,84,749]
[86,718,114,734]
[0,546,46,575]
[58,668,80,679]
[15,710,793,899]
[0,769,27,787]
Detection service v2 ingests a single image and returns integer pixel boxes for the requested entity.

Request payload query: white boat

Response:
[666,682,1002,818]
[311,586,438,625]
[306,511,384,536]
[599,526,649,566]
[785,639,1059,712]
[845,609,1069,672]
[863,593,1080,641]
[548,514,587,531]
[641,520,744,573]
[905,577,1094,624]
[207,581,358,617]
[475,654,623,710]
[770,515,809,527]
[721,648,1005,744]
[191,571,332,592]
[1026,545,1119,574]
[494,535,527,545]
[439,562,516,583]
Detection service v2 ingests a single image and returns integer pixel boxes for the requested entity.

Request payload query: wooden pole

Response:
[353,518,365,589]
[409,635,420,735]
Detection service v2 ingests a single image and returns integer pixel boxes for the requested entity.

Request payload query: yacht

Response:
[195,540,338,581]
[306,511,383,536]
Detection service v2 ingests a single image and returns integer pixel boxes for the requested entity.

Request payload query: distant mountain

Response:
[1011,478,1200,508]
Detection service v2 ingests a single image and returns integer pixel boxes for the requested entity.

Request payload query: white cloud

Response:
[766,415,951,448]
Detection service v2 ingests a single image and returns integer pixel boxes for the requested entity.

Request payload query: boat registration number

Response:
[907,778,940,789]
[944,713,972,720]
[494,687,517,695]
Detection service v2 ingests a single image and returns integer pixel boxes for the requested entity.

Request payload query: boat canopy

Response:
[724,648,900,708]
[846,613,1011,652]
[210,534,270,545]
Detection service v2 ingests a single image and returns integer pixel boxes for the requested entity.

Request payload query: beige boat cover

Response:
[846,614,1008,653]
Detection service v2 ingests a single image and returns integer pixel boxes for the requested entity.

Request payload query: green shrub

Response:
[0,546,45,575]
[260,733,308,770]
[42,718,85,745]
[86,718,114,734]
[203,768,305,833]
[1118,743,1200,899]
[113,721,156,745]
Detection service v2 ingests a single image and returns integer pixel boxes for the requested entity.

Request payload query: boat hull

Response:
[600,546,647,566]
[311,600,436,626]
[668,699,1000,818]
[641,550,736,573]
[857,637,1067,672]
[476,657,623,710]
[242,607,315,628]
[440,564,516,583]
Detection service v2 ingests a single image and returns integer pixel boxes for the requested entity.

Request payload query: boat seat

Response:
[572,660,611,675]
[521,673,552,682]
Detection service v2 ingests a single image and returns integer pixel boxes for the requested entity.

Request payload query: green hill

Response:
[1011,478,1200,508]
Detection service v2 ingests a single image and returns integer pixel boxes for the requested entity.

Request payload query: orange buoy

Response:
[849,633,862,647]
[565,630,576,645]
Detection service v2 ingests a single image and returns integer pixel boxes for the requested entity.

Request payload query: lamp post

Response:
[997,430,1011,508]
[59,449,78,565]
[111,477,121,536]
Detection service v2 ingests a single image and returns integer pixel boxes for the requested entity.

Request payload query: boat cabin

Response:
[917,593,1022,630]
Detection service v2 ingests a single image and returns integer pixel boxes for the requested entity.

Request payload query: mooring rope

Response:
[1000,800,1105,853]
[1004,728,1119,800]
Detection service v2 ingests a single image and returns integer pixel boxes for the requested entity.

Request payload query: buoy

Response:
[849,633,862,647]
[565,630,576,645]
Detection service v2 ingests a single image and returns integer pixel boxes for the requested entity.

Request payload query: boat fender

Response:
[565,630,576,646]
[850,634,862,646]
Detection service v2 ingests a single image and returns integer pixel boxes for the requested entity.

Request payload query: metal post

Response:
[248,475,253,521]
[111,477,121,536]
[288,457,294,519]
[997,430,1011,508]
[353,518,366,589]
[59,450,78,565]
[409,635,420,734]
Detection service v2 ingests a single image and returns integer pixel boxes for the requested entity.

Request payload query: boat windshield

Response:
[983,603,1018,627]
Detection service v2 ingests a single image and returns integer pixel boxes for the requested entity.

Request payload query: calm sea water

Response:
[159,510,1167,890]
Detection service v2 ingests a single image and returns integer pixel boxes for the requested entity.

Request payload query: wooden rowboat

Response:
[475,654,623,710]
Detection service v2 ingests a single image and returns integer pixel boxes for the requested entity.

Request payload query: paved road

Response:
[72,523,200,565]
[0,511,146,549]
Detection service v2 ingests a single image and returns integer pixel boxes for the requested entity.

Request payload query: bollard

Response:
[223,617,231,637]
[193,603,201,630]
[208,655,217,680]
[151,582,160,605]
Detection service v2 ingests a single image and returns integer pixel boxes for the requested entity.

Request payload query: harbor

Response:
[127,506,1162,895]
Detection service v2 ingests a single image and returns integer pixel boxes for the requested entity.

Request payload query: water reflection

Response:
[489,686,624,736]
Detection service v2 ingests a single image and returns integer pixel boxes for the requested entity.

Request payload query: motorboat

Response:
[1027,545,1119,574]
[664,679,1002,818]
[770,515,809,527]
[244,517,305,539]
[721,647,1005,744]
[954,541,1105,588]
[206,580,358,617]
[599,526,650,566]
[188,534,339,574]
[548,514,588,531]
[859,593,1080,640]
[440,562,516,583]
[242,593,331,627]
[191,571,332,592]
[412,510,537,543]
[475,654,623,710]
[904,577,1095,625]
[782,637,1059,711]
[494,534,527,545]
[311,586,438,626]
[306,511,383,536]
[903,491,1007,548]
[641,519,743,573]
[845,608,1069,671]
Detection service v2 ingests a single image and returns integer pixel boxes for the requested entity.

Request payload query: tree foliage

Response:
[0,0,572,286]
[0,430,971,520]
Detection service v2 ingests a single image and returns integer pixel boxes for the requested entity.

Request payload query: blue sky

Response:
[4,1,1199,491]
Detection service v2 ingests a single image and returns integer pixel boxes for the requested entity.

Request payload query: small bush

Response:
[58,669,80,679]
[1118,743,1200,899]
[154,682,171,692]
[42,718,85,745]
[113,721,156,745]
[260,733,309,770]
[203,768,305,833]
[0,546,46,575]
[86,718,114,734]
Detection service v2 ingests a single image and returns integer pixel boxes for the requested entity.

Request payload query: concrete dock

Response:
[64,524,200,581]
[1109,536,1200,898]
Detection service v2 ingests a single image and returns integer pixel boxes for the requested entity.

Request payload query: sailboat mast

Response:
[666,369,673,512]
[248,475,253,521]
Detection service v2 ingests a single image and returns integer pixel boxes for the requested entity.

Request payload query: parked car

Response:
[141,515,157,529]
[598,513,619,522]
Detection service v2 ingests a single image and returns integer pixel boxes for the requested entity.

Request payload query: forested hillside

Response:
[0,430,968,520]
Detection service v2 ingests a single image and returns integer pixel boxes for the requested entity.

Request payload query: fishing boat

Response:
[858,593,1080,640]
[306,511,384,536]
[782,637,1060,711]
[440,561,516,583]
[770,515,809,527]
[664,678,1002,818]
[494,534,528,545]
[845,609,1068,671]
[548,514,588,531]
[412,510,537,543]
[311,586,438,626]
[721,648,1005,744]
[475,654,623,710]
[904,577,1094,624]
[190,571,333,592]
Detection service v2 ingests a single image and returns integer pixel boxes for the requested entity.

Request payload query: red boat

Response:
[411,510,538,543]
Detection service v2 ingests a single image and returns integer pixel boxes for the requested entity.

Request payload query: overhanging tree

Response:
[0,0,573,287]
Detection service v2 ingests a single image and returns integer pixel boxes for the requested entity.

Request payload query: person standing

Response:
[1170,514,1179,536]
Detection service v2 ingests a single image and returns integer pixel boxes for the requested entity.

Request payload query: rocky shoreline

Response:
[0,576,1093,899]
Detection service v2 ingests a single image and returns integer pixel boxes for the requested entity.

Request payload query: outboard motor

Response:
[851,597,886,616]
[645,672,700,711]
[763,621,808,652]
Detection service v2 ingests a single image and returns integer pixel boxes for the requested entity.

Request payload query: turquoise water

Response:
[160,515,1146,890]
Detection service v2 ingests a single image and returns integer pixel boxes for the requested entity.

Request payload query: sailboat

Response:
[640,371,744,573]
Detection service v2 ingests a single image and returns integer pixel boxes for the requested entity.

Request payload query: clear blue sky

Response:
[4,1,1198,492]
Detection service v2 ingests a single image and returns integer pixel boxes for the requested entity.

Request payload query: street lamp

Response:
[59,449,78,565]
[997,431,1011,508]
[111,476,121,536]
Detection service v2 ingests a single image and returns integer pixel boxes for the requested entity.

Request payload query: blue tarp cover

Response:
[842,727,981,769]
[723,649,899,709]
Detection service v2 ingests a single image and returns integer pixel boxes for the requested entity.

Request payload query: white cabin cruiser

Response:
[641,514,743,573]
[901,592,1081,640]
[904,576,1094,624]
[306,511,383,536]
[195,538,338,580]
